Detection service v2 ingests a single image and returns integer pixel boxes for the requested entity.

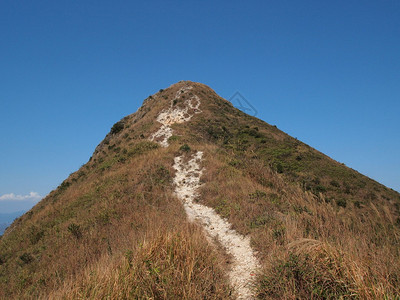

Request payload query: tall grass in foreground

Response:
[47,224,232,300]
[199,145,400,299]
[0,144,230,299]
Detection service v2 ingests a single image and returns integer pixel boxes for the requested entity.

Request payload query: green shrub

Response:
[336,198,347,208]
[168,135,180,142]
[365,192,377,201]
[344,183,351,194]
[127,141,159,157]
[272,226,286,242]
[19,253,33,264]
[110,121,124,134]
[59,180,71,191]
[68,223,82,239]
[29,227,44,245]
[276,163,283,174]
[180,144,191,152]
[228,159,241,167]
[314,185,327,193]
[153,166,171,184]
[269,193,280,204]
[249,190,267,200]
[330,180,340,187]
[250,215,268,228]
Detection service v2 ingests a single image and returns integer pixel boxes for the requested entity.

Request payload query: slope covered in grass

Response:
[1,81,399,299]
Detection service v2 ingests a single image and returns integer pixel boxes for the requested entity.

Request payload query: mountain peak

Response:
[1,81,400,299]
[165,80,213,90]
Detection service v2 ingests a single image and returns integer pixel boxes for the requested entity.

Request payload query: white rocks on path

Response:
[173,152,260,300]
[150,84,260,299]
[150,86,201,147]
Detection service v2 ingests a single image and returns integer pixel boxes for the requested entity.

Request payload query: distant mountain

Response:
[0,224,8,235]
[0,211,25,235]
[0,81,399,299]
[0,211,25,224]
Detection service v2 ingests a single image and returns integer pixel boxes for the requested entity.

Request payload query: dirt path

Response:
[150,84,260,299]
[150,86,201,147]
[173,152,259,299]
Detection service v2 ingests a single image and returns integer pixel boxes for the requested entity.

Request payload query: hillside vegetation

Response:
[1,81,399,299]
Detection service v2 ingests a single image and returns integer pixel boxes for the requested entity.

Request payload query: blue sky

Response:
[0,0,399,214]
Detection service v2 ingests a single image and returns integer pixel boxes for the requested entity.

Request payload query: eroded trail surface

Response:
[150,83,260,299]
[150,86,201,147]
[173,152,259,299]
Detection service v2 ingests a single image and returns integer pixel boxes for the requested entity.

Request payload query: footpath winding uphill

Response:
[150,84,260,299]
[150,85,201,147]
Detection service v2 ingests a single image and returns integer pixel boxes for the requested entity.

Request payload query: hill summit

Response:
[1,81,399,299]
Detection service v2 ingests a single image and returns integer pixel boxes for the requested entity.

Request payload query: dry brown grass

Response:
[0,141,231,299]
[47,224,231,300]
[1,81,399,299]
[197,144,400,299]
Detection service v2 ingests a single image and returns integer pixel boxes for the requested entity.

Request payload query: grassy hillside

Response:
[1,81,399,299]
[0,141,231,299]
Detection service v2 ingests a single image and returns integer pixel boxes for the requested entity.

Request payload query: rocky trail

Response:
[150,84,260,299]
[150,85,201,147]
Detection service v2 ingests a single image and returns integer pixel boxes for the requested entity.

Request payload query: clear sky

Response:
[1,0,399,214]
